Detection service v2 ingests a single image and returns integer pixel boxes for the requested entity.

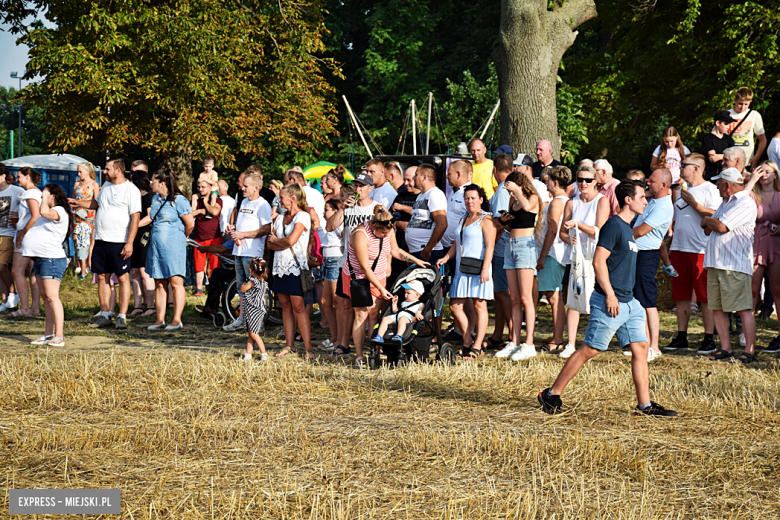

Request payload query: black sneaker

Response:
[538,388,562,415]
[664,335,688,351]
[634,401,677,417]
[696,338,717,355]
[764,336,780,354]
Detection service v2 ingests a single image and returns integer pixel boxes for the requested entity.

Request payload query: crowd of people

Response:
[1,86,779,416]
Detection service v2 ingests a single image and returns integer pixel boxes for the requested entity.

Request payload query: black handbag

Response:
[282,216,315,293]
[459,215,483,275]
[349,237,384,308]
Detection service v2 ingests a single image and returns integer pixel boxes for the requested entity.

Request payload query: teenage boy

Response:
[539,179,678,417]
[702,110,736,181]
[723,87,766,170]
[0,166,23,310]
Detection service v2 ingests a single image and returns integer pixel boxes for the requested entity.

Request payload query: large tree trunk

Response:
[160,145,194,198]
[494,0,596,158]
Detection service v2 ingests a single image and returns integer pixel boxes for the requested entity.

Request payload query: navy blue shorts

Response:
[273,273,304,297]
[633,249,660,309]
[91,240,131,277]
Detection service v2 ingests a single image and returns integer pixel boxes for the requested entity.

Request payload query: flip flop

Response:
[7,310,32,318]
[129,307,145,316]
[142,308,156,317]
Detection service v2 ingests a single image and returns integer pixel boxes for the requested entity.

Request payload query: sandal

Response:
[458,345,472,358]
[129,307,145,316]
[167,302,174,309]
[30,334,54,345]
[331,345,350,356]
[294,333,304,343]
[7,310,32,318]
[733,352,759,364]
[709,350,734,361]
[274,347,297,357]
[481,337,504,350]
[304,350,316,362]
[463,348,485,361]
[540,342,563,353]
[46,337,65,347]
[142,308,156,317]
[352,356,366,369]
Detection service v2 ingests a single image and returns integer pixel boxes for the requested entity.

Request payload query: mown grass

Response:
[2,272,780,518]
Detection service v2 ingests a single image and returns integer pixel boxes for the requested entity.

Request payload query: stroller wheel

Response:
[438,342,457,366]
[368,342,380,370]
[213,312,226,328]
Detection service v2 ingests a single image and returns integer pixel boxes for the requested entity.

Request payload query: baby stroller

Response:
[367,265,455,368]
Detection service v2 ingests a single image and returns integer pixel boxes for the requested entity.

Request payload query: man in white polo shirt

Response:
[702,167,758,364]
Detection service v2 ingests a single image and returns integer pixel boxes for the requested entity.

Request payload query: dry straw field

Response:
[1,276,780,519]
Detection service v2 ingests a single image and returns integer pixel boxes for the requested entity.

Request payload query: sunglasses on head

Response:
[577,177,596,184]
[374,218,395,228]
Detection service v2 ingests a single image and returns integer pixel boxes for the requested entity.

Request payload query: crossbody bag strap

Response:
[729,109,752,136]
[349,227,383,280]
[282,215,306,273]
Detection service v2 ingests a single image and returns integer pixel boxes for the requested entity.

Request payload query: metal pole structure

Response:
[479,99,501,140]
[425,92,432,155]
[9,130,13,159]
[411,99,417,155]
[10,72,21,156]
[342,95,373,159]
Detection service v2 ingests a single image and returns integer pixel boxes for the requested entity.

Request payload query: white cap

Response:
[711,167,745,184]
[513,153,534,167]
[401,280,424,295]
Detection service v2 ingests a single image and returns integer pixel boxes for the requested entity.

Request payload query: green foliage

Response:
[13,0,340,169]
[442,68,499,148]
[0,86,48,159]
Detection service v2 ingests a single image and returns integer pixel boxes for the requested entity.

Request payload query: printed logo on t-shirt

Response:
[0,196,11,228]
[240,208,255,214]
[628,240,638,253]
[409,198,434,230]
[727,119,754,146]
[344,212,372,229]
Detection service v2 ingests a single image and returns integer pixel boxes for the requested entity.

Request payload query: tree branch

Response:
[555,0,597,30]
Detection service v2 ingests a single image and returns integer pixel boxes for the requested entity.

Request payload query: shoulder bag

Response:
[459,214,483,275]
[282,216,315,293]
[349,232,384,308]
[139,198,163,248]
[566,222,598,315]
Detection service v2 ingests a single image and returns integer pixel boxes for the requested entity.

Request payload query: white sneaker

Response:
[223,316,244,331]
[511,343,537,361]
[623,349,633,356]
[241,353,252,363]
[739,332,746,347]
[494,342,520,358]
[647,349,662,362]
[559,343,576,358]
[258,352,268,362]
[75,266,81,275]
[539,295,549,306]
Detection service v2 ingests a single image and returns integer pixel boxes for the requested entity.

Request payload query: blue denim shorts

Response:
[33,257,68,281]
[234,256,253,294]
[503,236,537,270]
[75,247,89,261]
[321,256,341,282]
[583,291,648,351]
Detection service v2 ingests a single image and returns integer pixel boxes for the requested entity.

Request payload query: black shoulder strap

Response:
[348,228,383,280]
[729,109,752,136]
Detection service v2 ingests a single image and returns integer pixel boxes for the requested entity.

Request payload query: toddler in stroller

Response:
[371,280,424,343]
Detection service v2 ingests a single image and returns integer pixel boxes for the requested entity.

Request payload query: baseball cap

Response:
[494,144,514,156]
[353,172,373,186]
[714,110,737,124]
[75,209,89,219]
[513,153,534,167]
[401,280,424,295]
[711,167,744,183]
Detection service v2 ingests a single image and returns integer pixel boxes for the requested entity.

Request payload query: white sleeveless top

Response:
[567,193,604,265]
[540,195,571,265]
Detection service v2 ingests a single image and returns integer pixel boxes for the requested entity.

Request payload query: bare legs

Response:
[12,254,39,315]
[38,278,64,340]
[153,276,185,326]
[545,290,565,345]
[507,268,535,346]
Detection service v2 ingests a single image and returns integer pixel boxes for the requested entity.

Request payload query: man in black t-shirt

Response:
[538,180,678,417]
[531,140,563,179]
[702,110,736,181]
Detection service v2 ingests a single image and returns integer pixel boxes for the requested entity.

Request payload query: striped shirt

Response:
[703,189,756,275]
[343,222,391,280]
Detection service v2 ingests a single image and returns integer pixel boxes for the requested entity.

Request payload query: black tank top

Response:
[509,203,537,229]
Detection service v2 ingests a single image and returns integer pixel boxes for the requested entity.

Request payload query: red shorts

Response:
[193,237,222,272]
[340,270,386,299]
[670,251,708,303]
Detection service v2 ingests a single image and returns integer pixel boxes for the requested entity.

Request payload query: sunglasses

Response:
[577,177,596,184]
[374,219,395,228]
[680,162,698,169]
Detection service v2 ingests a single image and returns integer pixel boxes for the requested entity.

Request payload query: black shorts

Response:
[633,249,660,309]
[91,240,131,277]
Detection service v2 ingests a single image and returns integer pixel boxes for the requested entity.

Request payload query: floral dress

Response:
[74,182,96,230]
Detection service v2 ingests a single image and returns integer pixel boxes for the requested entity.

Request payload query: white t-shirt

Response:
[0,184,25,237]
[670,181,722,254]
[652,145,692,184]
[219,195,235,232]
[532,179,551,203]
[370,182,397,210]
[322,224,343,258]
[406,186,447,252]
[17,188,42,233]
[768,137,780,169]
[21,206,68,258]
[725,108,765,161]
[272,211,311,277]
[94,180,142,243]
[441,185,466,249]
[232,196,272,258]
[302,185,325,240]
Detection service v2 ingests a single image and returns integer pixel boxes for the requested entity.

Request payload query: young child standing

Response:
[371,280,425,343]
[241,257,269,362]
[73,209,92,280]
[194,156,220,209]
